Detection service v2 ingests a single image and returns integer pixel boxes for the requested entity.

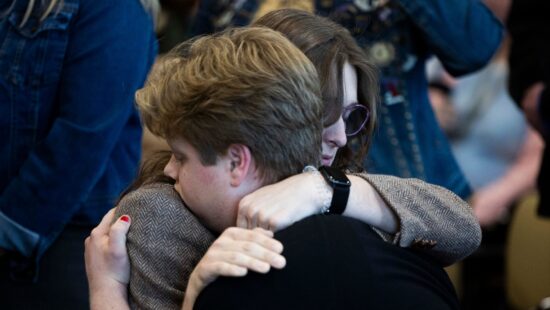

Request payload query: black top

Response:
[195,215,459,310]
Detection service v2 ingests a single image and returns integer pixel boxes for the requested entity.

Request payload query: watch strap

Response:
[318,166,350,215]
[329,184,349,214]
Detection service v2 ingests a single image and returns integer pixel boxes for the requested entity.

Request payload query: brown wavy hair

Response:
[253,9,379,171]
[136,27,323,184]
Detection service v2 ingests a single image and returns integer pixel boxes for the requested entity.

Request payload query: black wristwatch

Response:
[318,166,351,214]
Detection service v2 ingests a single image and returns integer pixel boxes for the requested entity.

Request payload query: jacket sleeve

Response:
[0,0,156,258]
[397,0,503,76]
[115,183,215,309]
[353,173,481,266]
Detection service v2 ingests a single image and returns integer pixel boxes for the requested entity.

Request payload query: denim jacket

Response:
[192,0,503,199]
[0,0,157,265]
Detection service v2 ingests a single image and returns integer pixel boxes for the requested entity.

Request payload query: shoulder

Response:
[116,182,207,230]
[117,183,183,213]
[117,182,215,250]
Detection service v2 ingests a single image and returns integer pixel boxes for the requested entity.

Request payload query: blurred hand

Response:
[237,172,329,231]
[183,227,285,310]
[471,187,511,227]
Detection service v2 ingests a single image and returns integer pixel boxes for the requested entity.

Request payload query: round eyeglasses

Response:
[343,104,370,136]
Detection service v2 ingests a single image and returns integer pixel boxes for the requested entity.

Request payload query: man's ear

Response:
[226,144,253,187]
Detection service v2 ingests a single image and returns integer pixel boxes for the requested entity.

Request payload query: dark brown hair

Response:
[253,9,379,170]
[116,151,174,204]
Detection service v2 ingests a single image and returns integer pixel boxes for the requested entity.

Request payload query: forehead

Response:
[342,62,358,107]
[168,138,195,155]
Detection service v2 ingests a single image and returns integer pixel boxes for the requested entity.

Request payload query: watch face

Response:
[319,166,351,187]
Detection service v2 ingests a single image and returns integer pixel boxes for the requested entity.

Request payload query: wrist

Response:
[318,166,351,214]
[302,166,331,214]
[183,272,200,310]
[90,280,129,310]
[347,175,399,233]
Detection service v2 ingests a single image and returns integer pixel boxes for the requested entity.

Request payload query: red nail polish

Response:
[120,215,130,223]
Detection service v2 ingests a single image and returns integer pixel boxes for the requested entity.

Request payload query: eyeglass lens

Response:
[344,105,369,136]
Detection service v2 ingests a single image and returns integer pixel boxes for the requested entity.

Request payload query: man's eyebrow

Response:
[174,151,188,159]
[170,148,188,160]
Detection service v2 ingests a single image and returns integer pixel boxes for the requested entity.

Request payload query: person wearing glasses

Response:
[85,9,480,310]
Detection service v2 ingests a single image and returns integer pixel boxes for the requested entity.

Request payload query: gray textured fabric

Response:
[114,183,215,310]
[115,174,480,309]
[357,173,481,266]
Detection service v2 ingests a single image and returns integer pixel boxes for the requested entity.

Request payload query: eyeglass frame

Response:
[342,103,370,136]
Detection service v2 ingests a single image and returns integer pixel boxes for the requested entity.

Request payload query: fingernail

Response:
[120,215,130,223]
[273,256,286,268]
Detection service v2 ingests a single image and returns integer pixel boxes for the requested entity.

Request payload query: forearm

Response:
[238,169,479,264]
[182,282,198,310]
[343,176,398,234]
[485,128,544,202]
[352,173,481,266]
[0,210,40,256]
[397,0,502,75]
[0,118,131,256]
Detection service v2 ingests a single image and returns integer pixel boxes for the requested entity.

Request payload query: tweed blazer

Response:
[114,174,480,309]
[115,183,215,310]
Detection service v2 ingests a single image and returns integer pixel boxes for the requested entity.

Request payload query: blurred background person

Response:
[155,0,199,52]
[507,0,549,218]
[427,1,544,307]
[0,0,158,308]
[506,0,550,308]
